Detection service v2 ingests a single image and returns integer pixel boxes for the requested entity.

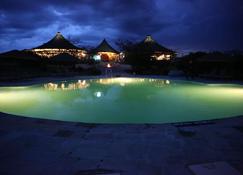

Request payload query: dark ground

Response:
[0,112,243,175]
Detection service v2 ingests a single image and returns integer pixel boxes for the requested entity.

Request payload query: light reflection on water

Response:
[0,78,243,123]
[44,80,89,90]
[43,78,171,91]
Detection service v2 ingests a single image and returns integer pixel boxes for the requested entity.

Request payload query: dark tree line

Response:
[174,51,243,80]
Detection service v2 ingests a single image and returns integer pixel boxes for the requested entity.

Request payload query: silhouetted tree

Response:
[176,51,243,80]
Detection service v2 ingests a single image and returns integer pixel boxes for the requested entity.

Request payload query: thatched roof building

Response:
[93,39,120,62]
[140,35,174,53]
[31,32,86,59]
[35,32,79,50]
[95,39,119,54]
[138,35,175,60]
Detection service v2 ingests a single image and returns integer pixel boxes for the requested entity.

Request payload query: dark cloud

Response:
[0,0,242,53]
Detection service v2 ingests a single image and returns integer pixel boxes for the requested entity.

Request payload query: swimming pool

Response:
[0,78,243,123]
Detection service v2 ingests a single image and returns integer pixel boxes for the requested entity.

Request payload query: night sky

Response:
[0,0,242,54]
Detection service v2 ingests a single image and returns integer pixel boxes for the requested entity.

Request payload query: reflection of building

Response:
[31,32,86,59]
[97,78,145,86]
[44,80,89,91]
[148,79,170,87]
[92,39,120,62]
[139,35,175,61]
[96,78,170,87]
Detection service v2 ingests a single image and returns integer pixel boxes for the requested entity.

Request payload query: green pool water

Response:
[0,78,243,123]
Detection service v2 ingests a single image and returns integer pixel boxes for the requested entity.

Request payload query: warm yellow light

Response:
[43,80,89,91]
[97,78,143,85]
[154,54,171,61]
[156,54,165,60]
[98,52,119,61]
[44,83,58,90]
[32,48,86,59]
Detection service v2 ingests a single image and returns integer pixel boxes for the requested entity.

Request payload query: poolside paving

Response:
[0,112,243,175]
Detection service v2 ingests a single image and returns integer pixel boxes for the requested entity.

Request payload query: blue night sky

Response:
[0,0,242,54]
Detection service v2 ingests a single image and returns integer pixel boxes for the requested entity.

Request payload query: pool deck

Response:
[0,112,243,175]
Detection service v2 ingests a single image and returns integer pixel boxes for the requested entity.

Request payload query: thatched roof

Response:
[34,32,80,49]
[51,53,79,63]
[94,39,119,53]
[139,35,175,54]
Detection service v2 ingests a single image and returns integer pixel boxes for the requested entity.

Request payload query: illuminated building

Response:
[92,39,120,62]
[30,32,86,59]
[139,35,175,61]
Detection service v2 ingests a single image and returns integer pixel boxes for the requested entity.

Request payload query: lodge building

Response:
[29,32,175,62]
[138,35,175,61]
[92,39,120,62]
[31,32,86,59]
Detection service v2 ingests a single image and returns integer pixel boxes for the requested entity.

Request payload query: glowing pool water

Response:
[0,78,243,123]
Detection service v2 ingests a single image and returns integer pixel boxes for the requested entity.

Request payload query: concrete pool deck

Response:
[0,112,243,175]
